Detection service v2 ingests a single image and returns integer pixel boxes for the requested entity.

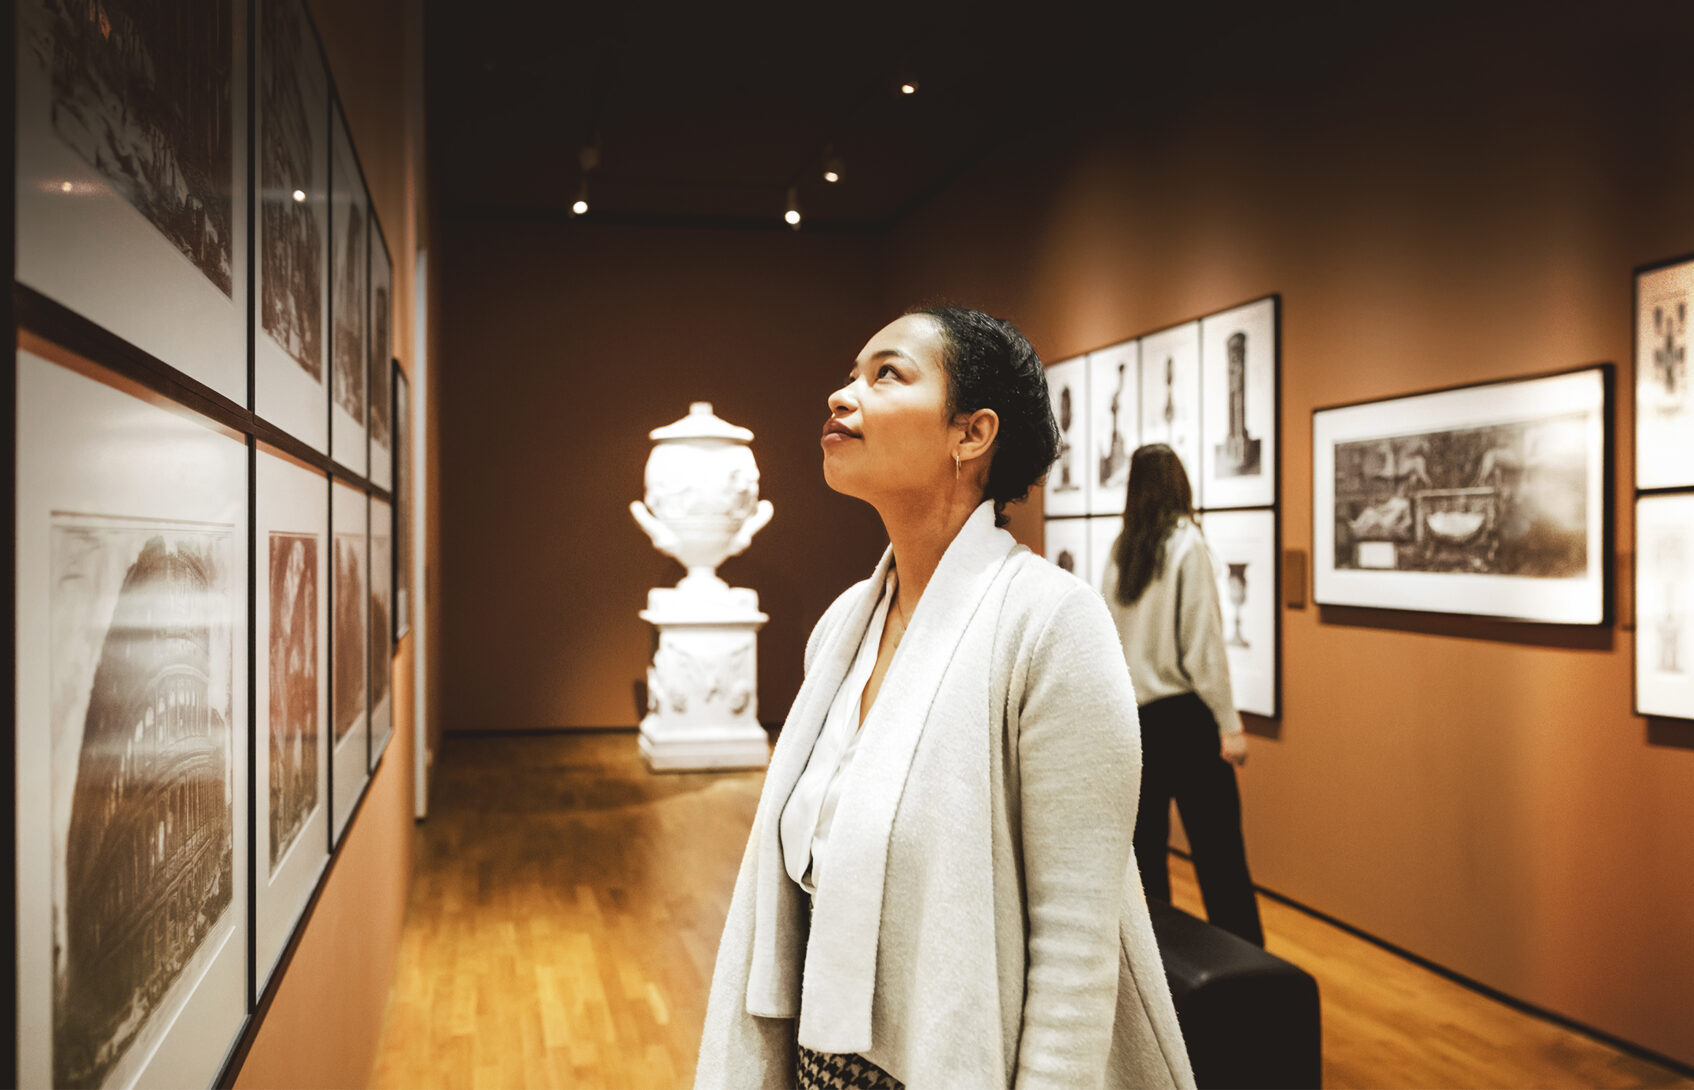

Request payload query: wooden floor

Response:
[371,732,1693,1089]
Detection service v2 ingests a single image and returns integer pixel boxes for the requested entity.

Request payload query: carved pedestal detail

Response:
[638,587,769,772]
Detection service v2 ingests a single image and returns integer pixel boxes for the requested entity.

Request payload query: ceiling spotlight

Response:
[59,181,73,193]
[292,188,306,202]
[571,176,589,216]
[822,147,844,184]
[899,78,919,95]
[784,186,801,228]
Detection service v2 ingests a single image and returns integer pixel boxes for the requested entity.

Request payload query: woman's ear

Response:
[957,408,999,463]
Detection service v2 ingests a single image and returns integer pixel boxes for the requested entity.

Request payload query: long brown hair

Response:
[1113,444,1195,605]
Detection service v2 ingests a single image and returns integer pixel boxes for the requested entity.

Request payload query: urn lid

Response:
[649,401,754,443]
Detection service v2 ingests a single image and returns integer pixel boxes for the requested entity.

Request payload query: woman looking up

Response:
[696,308,1193,1090]
[1102,443,1264,947]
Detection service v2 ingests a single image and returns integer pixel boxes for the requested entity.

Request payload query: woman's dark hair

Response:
[1113,444,1195,605]
[907,306,1060,528]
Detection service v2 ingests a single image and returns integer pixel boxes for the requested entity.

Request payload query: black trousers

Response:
[1133,692,1265,947]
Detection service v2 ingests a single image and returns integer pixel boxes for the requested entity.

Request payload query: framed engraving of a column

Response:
[1139,321,1203,505]
[1313,365,1610,624]
[367,219,394,491]
[16,0,249,404]
[1636,492,1694,719]
[1087,340,1138,516]
[1043,356,1089,517]
[253,0,330,450]
[1201,509,1279,718]
[369,496,395,768]
[330,479,370,842]
[15,344,249,1090]
[1635,256,1694,490]
[328,101,368,476]
[393,363,413,640]
[1200,297,1278,510]
[1043,518,1088,580]
[254,444,330,999]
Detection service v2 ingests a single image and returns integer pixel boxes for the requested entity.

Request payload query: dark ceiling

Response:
[421,3,1418,231]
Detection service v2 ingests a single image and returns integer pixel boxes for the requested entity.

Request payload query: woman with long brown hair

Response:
[1101,443,1264,946]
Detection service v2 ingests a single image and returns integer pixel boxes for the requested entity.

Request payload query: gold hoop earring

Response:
[953,451,961,479]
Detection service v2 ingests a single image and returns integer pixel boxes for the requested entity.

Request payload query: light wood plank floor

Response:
[371,732,1693,1089]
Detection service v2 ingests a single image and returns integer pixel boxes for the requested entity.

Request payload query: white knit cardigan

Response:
[696,502,1195,1090]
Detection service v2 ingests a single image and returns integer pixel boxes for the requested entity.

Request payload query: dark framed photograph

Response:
[1313,365,1611,624]
[328,100,368,476]
[254,444,330,1001]
[1636,491,1694,720]
[1199,508,1279,718]
[1042,517,1088,578]
[15,345,249,1090]
[1086,340,1138,517]
[368,218,394,491]
[394,362,412,640]
[1042,355,1089,517]
[369,495,394,769]
[253,0,330,451]
[1199,296,1279,510]
[16,0,249,404]
[330,478,369,843]
[1635,255,1694,491]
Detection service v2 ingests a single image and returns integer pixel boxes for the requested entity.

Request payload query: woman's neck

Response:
[876,491,982,615]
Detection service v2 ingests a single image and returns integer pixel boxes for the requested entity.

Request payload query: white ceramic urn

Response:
[631,402,774,591]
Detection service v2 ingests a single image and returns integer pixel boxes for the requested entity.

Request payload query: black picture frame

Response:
[394,361,412,641]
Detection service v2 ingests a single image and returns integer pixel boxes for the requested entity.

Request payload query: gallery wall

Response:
[231,0,432,1086]
[879,6,1694,1068]
[437,219,890,731]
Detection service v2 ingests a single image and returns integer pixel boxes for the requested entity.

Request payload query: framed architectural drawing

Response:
[15,345,249,1090]
[1087,516,1122,600]
[16,0,249,404]
[328,101,368,477]
[1043,518,1088,580]
[369,496,395,768]
[394,363,412,639]
[1636,492,1694,719]
[1087,340,1138,516]
[368,219,394,491]
[1200,297,1278,509]
[1138,321,1203,505]
[1201,509,1279,718]
[254,445,330,1001]
[1635,256,1694,490]
[330,479,370,842]
[252,0,330,451]
[1313,365,1610,624]
[1043,356,1089,517]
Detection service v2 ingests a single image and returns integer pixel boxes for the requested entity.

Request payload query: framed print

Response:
[1043,518,1088,580]
[394,363,412,639]
[1313,365,1610,624]
[1043,356,1089,517]
[253,0,330,451]
[1138,321,1203,504]
[1200,297,1278,509]
[1635,257,1694,490]
[254,444,330,1001]
[16,0,249,404]
[1201,509,1279,718]
[330,479,369,842]
[369,496,395,768]
[1636,492,1694,719]
[15,345,249,1090]
[328,102,368,477]
[1087,516,1122,600]
[1087,340,1138,516]
[367,219,394,491]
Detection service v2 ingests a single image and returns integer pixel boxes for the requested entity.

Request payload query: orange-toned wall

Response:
[882,8,1694,1067]
[437,220,889,731]
[232,1,432,1086]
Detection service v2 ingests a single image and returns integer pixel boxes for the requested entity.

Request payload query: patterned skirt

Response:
[796,1044,905,1090]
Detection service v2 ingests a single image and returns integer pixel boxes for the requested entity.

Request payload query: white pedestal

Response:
[639,586,770,772]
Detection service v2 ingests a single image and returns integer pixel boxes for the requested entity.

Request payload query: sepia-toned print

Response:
[369,244,393,449]
[50,517,235,1089]
[369,529,392,709]
[268,532,318,873]
[1213,331,1262,479]
[258,0,325,379]
[1333,414,1589,578]
[332,532,367,743]
[330,137,366,425]
[25,0,236,298]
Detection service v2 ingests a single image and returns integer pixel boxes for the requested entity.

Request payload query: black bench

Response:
[1147,899,1322,1089]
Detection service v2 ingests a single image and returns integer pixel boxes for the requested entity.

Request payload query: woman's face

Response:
[822,314,955,504]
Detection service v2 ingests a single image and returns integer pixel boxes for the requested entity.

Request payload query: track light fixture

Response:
[822,147,844,184]
[784,186,801,228]
[571,176,589,216]
[572,141,600,216]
